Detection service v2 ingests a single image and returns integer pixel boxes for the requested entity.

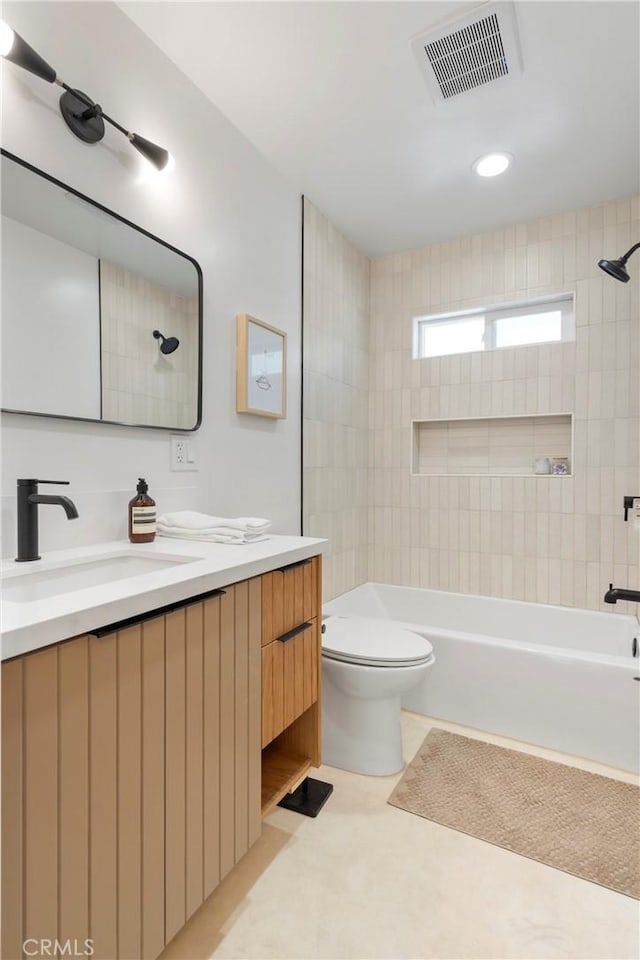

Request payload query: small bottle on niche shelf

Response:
[128,478,156,543]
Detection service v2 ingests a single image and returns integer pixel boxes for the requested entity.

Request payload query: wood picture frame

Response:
[236,314,287,419]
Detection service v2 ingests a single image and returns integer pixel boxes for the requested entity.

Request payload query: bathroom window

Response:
[414,293,575,359]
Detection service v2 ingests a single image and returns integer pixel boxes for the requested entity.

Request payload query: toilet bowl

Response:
[321,616,435,776]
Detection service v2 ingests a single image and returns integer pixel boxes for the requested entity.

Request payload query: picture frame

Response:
[236,313,287,419]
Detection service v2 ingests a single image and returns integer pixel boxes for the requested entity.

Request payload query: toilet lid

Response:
[322,616,433,667]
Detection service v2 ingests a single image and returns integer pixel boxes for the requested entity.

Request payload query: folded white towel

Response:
[157,511,271,534]
[157,526,269,545]
[187,526,265,539]
[157,523,267,539]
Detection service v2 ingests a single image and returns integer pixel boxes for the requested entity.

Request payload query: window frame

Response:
[413,293,575,360]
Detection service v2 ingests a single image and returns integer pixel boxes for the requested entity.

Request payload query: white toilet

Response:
[321,616,435,776]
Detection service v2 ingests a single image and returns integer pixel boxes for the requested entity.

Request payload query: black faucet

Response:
[604,583,640,604]
[16,479,79,562]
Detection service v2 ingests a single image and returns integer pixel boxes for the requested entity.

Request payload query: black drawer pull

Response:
[94,588,226,637]
[275,558,312,573]
[277,621,312,643]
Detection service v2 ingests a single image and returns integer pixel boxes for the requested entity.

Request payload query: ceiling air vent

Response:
[411,1,522,104]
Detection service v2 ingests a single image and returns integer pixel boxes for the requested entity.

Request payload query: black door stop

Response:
[277,777,333,817]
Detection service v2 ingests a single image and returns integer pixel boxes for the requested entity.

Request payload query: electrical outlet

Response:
[170,435,198,471]
[175,439,187,465]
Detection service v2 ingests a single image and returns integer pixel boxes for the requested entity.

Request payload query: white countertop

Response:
[0,535,327,660]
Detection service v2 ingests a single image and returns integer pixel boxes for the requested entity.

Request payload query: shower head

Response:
[598,242,640,283]
[598,258,630,283]
[153,329,180,355]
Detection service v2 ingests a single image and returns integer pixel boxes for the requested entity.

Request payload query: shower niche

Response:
[411,413,573,477]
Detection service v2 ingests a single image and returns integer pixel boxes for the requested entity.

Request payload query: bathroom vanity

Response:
[1,536,325,960]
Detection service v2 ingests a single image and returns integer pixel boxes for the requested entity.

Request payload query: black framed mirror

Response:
[1,149,203,431]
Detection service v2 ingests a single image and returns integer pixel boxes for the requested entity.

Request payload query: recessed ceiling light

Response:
[473,153,513,178]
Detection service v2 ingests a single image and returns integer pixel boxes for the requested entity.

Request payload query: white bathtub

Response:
[323,583,640,773]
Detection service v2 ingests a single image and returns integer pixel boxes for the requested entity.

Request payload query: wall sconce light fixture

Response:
[153,330,180,355]
[598,242,640,283]
[0,20,174,172]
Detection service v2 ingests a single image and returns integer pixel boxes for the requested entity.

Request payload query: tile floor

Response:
[161,712,640,960]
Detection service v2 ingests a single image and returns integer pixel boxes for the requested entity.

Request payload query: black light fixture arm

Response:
[1,22,172,171]
[57,79,171,168]
[56,80,129,137]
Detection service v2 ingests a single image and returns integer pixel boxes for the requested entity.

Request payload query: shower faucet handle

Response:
[623,495,640,521]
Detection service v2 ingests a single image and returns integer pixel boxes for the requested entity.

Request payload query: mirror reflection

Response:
[1,151,202,430]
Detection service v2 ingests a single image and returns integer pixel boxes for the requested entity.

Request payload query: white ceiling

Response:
[121,1,640,257]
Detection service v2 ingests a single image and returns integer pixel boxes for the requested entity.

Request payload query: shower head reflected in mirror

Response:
[153,329,180,355]
[598,242,640,283]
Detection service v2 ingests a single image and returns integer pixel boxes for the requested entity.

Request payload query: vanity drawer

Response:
[261,619,319,748]
[261,556,320,646]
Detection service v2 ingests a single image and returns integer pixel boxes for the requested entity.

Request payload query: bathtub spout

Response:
[604,584,640,604]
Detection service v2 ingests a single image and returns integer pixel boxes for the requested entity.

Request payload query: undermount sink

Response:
[2,552,200,603]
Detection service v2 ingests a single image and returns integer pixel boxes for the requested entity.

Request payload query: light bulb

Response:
[136,150,176,186]
[0,20,15,56]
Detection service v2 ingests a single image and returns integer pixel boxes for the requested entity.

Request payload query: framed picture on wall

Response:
[236,313,287,418]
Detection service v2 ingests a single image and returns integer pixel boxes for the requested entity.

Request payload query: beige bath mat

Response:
[388,729,640,899]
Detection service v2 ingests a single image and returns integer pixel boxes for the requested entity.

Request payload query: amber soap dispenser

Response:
[128,478,156,543]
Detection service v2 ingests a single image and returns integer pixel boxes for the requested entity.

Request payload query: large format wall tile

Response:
[304,194,639,612]
[302,199,370,601]
[369,197,639,613]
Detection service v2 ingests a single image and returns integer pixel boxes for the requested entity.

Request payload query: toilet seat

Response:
[322,616,434,668]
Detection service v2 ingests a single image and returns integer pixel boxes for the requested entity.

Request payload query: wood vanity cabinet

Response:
[1,554,322,960]
[1,580,262,960]
[260,555,322,816]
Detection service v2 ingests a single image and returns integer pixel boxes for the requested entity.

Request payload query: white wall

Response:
[1,1,301,557]
[1,215,101,419]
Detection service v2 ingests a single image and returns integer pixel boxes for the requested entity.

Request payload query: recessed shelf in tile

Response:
[411,414,573,477]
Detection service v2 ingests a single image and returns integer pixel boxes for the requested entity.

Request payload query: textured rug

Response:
[388,729,640,899]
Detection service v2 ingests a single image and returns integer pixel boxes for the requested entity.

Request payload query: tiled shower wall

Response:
[369,197,640,613]
[100,261,199,429]
[303,199,370,601]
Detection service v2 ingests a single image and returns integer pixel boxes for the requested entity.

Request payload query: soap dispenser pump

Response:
[128,478,156,543]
